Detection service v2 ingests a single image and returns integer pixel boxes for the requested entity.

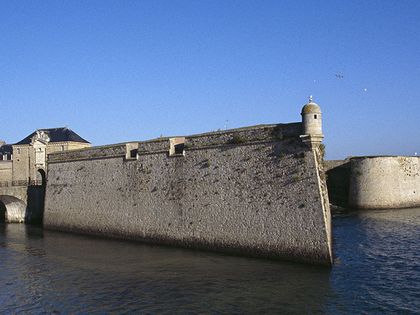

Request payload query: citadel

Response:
[0,99,419,265]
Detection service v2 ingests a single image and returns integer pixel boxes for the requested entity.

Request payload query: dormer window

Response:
[31,130,50,145]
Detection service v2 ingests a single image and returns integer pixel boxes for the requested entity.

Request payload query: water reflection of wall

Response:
[330,209,420,314]
[0,224,332,313]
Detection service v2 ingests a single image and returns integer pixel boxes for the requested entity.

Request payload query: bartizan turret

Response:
[300,96,324,148]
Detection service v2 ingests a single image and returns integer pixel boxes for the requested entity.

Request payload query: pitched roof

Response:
[14,127,90,145]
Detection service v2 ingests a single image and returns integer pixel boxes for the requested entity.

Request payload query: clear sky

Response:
[1,1,419,159]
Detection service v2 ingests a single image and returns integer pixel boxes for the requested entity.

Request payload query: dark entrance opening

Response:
[36,169,46,187]
[174,143,185,155]
[130,149,138,158]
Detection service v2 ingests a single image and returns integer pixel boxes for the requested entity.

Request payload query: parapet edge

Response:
[48,122,302,163]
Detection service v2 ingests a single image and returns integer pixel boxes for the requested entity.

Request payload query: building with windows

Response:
[0,127,90,186]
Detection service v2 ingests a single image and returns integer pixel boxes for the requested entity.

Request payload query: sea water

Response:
[0,208,419,314]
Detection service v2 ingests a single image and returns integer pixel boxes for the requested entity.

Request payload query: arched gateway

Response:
[0,127,90,224]
[36,168,46,187]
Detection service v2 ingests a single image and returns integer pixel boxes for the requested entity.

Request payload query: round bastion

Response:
[348,156,420,209]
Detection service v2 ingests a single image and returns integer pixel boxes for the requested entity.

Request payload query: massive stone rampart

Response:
[349,156,420,209]
[44,123,332,265]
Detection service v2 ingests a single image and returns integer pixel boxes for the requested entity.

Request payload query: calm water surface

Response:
[0,208,419,314]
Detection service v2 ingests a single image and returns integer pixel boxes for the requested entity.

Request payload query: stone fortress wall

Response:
[348,156,420,209]
[44,122,333,265]
[0,160,12,182]
[326,156,420,210]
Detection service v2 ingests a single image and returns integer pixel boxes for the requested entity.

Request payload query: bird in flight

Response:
[335,74,344,79]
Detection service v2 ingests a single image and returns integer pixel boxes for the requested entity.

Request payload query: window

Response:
[61,145,65,151]
[314,115,317,119]
[17,148,21,154]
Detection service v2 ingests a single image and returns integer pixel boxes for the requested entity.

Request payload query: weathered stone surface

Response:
[349,156,420,209]
[0,194,26,223]
[44,123,332,265]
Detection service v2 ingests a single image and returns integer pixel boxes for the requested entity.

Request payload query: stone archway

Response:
[0,195,27,223]
[36,168,46,186]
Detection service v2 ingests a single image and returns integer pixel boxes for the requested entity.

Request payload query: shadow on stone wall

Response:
[326,161,350,208]
[25,186,45,225]
[0,202,6,222]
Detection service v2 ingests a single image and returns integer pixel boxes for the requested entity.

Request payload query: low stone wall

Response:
[44,123,332,265]
[349,156,420,209]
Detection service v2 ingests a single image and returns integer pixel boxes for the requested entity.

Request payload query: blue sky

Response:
[1,1,419,159]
